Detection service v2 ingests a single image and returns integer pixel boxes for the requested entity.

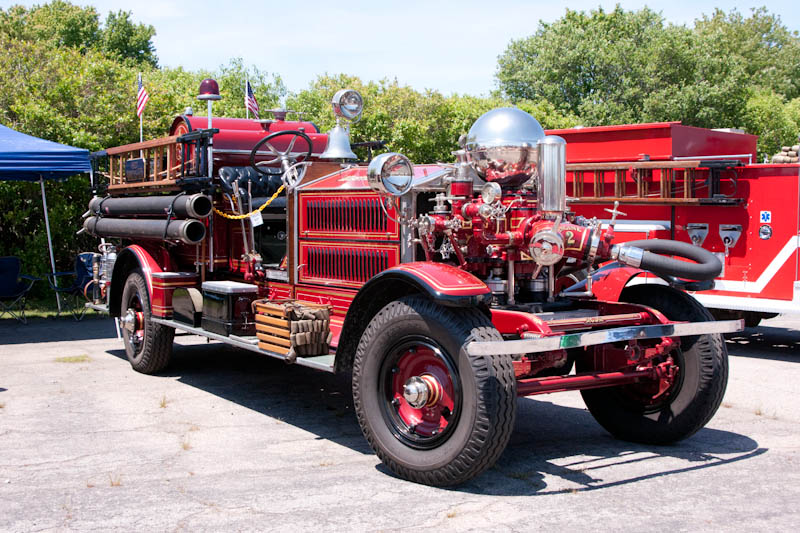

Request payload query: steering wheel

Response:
[249,130,313,182]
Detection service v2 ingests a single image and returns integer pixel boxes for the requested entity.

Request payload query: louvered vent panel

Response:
[305,197,387,234]
[306,246,391,283]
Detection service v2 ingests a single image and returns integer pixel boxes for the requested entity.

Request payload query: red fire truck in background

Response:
[552,122,799,326]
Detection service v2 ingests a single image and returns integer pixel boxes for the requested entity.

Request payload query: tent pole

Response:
[40,176,61,313]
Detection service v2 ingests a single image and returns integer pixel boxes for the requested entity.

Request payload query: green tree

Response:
[695,8,800,100]
[100,10,157,67]
[741,89,800,160]
[0,1,157,66]
[0,1,99,52]
[287,74,577,163]
[496,6,800,133]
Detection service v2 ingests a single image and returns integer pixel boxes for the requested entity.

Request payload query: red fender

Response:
[377,262,492,306]
[108,245,165,316]
[587,265,646,302]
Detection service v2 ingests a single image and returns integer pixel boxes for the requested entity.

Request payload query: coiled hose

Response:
[621,239,721,281]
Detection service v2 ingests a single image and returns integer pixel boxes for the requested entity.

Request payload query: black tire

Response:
[352,296,516,486]
[579,284,728,444]
[120,270,173,374]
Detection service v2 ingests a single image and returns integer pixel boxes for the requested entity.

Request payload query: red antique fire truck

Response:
[82,80,742,486]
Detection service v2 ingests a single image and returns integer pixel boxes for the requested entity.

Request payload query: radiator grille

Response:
[305,197,387,234]
[306,246,390,283]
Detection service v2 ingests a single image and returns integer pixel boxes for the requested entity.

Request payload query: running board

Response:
[151,317,335,373]
[466,319,743,356]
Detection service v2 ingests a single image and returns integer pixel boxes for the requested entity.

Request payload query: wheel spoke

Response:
[264,141,281,157]
[286,135,298,154]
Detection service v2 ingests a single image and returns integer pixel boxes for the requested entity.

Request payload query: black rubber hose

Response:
[623,239,721,281]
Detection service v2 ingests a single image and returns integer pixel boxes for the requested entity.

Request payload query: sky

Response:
[2,0,799,96]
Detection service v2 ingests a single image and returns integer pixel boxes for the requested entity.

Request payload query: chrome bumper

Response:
[466,319,743,356]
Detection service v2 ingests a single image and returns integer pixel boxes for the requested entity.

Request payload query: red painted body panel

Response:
[574,164,800,307]
[303,164,445,191]
[151,272,198,318]
[547,122,757,164]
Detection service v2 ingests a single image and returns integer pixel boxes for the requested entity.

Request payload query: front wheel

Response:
[579,284,728,444]
[120,270,174,374]
[352,296,517,486]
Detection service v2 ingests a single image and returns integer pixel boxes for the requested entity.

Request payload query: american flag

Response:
[136,73,149,118]
[245,80,260,119]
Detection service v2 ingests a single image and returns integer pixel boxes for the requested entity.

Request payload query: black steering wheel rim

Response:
[249,130,313,176]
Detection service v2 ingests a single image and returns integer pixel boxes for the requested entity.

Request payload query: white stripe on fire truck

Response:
[712,235,800,293]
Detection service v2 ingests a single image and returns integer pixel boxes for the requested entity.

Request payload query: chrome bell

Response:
[320,123,358,160]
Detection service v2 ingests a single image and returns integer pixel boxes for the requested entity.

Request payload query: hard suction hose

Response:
[612,239,721,281]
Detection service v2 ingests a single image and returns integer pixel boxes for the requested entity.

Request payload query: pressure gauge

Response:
[481,182,502,204]
[759,225,772,240]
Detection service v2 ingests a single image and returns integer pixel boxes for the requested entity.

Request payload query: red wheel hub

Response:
[391,345,456,438]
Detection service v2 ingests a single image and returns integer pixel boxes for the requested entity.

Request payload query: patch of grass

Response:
[188,424,200,432]
[0,402,5,409]
[507,471,531,480]
[108,473,122,487]
[722,402,733,408]
[446,510,457,519]
[181,437,192,451]
[159,395,168,409]
[318,460,334,467]
[54,355,90,363]
[755,407,763,416]
[86,480,94,488]
[19,296,104,320]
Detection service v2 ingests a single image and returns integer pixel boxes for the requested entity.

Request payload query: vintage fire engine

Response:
[549,122,800,326]
[82,80,741,486]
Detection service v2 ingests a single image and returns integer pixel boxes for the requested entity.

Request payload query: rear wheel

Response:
[579,284,728,444]
[352,296,516,486]
[120,270,173,374]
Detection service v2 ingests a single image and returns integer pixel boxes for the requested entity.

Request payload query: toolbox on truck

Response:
[201,281,258,336]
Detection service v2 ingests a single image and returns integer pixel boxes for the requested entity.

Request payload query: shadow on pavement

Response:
[0,317,118,345]
[108,338,762,495]
[725,326,800,362]
[452,401,763,496]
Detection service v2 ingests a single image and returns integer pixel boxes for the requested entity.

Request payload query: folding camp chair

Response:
[0,256,40,324]
[47,252,95,321]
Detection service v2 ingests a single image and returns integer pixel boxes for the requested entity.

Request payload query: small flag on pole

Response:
[136,73,149,118]
[245,80,260,119]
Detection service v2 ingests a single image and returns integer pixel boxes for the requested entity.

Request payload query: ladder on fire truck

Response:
[567,159,743,205]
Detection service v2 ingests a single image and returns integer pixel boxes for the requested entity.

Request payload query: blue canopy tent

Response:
[0,124,92,311]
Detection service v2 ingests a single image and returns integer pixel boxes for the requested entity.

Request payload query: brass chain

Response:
[212,184,286,220]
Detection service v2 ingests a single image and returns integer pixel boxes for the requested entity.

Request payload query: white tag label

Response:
[250,210,263,227]
[760,211,771,223]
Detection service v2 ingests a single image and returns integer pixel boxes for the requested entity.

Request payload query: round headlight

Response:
[331,89,363,121]
[481,182,502,204]
[367,152,414,197]
[759,225,772,240]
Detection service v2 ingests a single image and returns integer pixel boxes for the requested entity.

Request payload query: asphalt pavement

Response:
[0,315,798,532]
